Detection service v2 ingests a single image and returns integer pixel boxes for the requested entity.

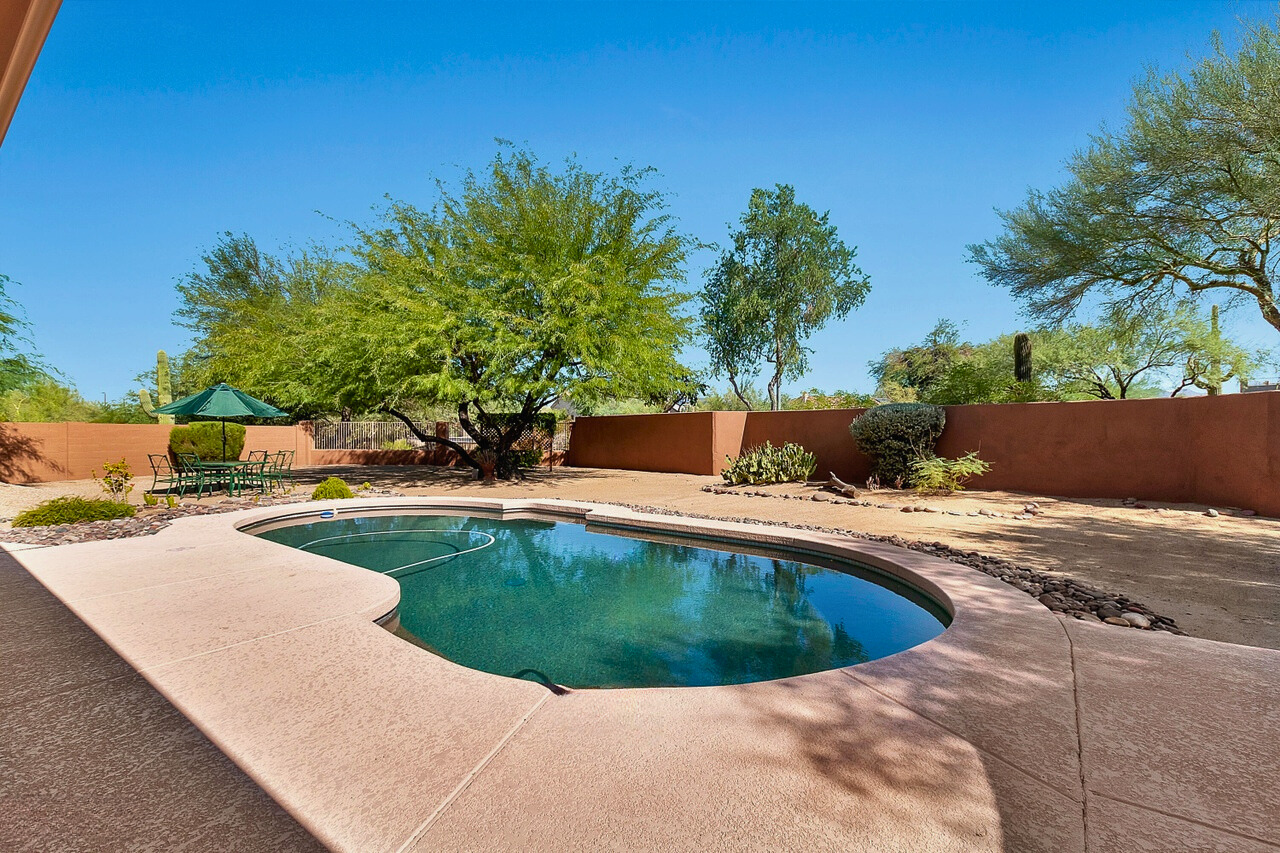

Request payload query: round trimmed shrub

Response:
[311,477,354,501]
[849,403,946,485]
[169,422,247,461]
[13,496,137,528]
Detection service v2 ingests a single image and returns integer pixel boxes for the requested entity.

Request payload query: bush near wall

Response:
[169,421,246,461]
[849,403,946,485]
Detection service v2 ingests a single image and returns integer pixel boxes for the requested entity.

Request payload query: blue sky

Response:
[1,0,1275,401]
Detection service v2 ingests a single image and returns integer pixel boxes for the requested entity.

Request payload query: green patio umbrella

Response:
[153,383,289,461]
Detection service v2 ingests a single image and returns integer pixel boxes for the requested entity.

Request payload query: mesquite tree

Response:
[969,19,1280,336]
[700,185,870,410]
[176,149,695,477]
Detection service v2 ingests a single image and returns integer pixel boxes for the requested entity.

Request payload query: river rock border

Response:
[624,500,1184,634]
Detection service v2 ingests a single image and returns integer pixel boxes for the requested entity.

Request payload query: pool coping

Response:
[9,496,1278,852]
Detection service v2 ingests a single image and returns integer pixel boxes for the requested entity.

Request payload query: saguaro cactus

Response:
[1013,333,1033,383]
[1191,304,1230,396]
[139,350,175,425]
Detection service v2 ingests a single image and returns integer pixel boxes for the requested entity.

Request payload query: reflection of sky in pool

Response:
[257,514,948,689]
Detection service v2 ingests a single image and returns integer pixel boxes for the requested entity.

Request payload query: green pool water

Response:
[255,513,948,689]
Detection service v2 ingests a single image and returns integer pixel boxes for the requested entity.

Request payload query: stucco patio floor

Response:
[3,496,1277,852]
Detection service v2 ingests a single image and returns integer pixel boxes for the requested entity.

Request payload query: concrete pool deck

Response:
[4,497,1278,852]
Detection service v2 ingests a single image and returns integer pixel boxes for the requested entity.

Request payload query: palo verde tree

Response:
[179,148,695,477]
[969,19,1280,335]
[700,185,870,411]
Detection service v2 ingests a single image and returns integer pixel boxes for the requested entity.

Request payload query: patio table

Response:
[195,460,264,496]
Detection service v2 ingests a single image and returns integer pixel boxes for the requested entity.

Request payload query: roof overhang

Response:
[0,0,60,149]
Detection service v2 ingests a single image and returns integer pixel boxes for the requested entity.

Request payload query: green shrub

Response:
[311,477,354,501]
[722,442,817,485]
[381,438,413,450]
[142,493,158,506]
[13,496,137,528]
[169,422,246,461]
[515,448,543,468]
[849,403,946,485]
[95,458,134,502]
[911,452,991,494]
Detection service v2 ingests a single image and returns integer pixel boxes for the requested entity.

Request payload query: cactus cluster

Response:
[139,350,174,425]
[721,442,817,486]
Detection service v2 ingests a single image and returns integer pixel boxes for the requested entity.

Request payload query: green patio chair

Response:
[176,452,213,497]
[243,450,271,494]
[147,454,183,496]
[273,450,296,491]
[255,450,284,493]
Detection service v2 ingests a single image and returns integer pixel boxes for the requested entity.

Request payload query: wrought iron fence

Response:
[312,421,432,450]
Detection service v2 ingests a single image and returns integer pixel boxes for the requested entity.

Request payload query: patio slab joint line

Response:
[394,690,553,853]
[1060,616,1091,853]
[133,607,390,676]
[839,666,1083,804]
[1089,788,1280,847]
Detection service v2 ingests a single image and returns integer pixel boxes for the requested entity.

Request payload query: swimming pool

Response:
[254,511,948,688]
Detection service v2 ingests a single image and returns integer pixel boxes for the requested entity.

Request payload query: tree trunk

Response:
[383,407,481,471]
[458,400,539,480]
[1207,304,1222,396]
[728,374,753,410]
[768,337,784,411]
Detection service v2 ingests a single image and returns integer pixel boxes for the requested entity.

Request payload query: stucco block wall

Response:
[565,412,722,474]
[566,394,1280,516]
[0,422,311,483]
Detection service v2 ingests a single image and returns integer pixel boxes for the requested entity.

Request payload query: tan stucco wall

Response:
[0,422,312,483]
[567,394,1280,515]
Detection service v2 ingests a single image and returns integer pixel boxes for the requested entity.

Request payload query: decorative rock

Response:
[1204,509,1219,518]
[1103,616,1131,627]
[1121,612,1152,628]
[1133,503,1148,509]
[1239,509,1257,517]
[900,506,914,513]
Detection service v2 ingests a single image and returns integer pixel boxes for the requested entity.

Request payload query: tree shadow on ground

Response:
[727,583,1088,851]
[938,506,1280,648]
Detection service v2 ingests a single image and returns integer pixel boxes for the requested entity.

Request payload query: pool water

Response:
[255,513,948,689]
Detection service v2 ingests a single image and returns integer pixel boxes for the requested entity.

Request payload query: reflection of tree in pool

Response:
[397,523,869,687]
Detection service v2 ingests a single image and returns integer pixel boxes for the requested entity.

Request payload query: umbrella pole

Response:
[222,418,227,462]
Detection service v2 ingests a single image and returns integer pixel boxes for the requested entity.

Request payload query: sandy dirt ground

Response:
[5,465,1278,650]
